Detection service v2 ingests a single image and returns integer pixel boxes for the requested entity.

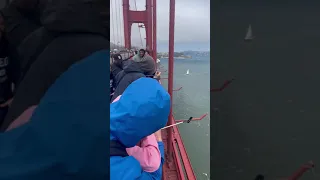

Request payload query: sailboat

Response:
[244,24,254,41]
[186,69,190,75]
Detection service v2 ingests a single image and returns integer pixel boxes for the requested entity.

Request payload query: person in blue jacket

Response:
[110,77,171,179]
[0,50,109,179]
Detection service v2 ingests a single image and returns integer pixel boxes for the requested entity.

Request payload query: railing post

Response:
[122,0,130,49]
[167,0,176,161]
[152,0,157,62]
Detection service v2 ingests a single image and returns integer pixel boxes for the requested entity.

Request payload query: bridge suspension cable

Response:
[114,0,120,48]
[133,0,144,48]
[110,0,146,50]
[110,0,124,49]
[110,0,115,46]
[116,0,123,48]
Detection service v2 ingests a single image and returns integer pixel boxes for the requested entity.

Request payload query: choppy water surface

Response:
[160,56,210,180]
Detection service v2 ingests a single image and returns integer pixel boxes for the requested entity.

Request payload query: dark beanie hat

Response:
[137,55,156,76]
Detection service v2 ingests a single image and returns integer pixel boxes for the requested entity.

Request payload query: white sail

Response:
[244,24,254,41]
[186,69,190,75]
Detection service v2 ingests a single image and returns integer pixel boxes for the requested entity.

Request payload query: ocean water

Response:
[159,55,210,180]
[211,2,320,180]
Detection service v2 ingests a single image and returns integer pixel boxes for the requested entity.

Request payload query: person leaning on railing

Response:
[0,0,110,179]
[110,49,157,102]
[0,0,109,131]
[111,94,163,173]
[110,78,169,180]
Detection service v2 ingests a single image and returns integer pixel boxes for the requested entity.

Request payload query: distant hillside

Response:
[110,42,141,50]
[110,42,124,50]
[183,50,210,57]
[157,52,192,59]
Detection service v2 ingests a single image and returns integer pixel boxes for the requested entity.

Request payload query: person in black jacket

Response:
[0,0,109,131]
[110,54,156,102]
[0,18,12,126]
[111,61,146,102]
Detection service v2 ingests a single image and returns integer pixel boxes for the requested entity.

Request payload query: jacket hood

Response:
[122,61,143,74]
[110,78,170,148]
[138,55,156,76]
[132,55,156,76]
[0,50,109,179]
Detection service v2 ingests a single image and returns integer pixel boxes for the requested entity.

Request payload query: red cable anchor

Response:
[254,161,315,180]
[287,161,315,180]
[175,113,208,123]
[173,87,182,91]
[211,78,235,92]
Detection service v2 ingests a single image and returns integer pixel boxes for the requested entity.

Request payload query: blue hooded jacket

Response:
[0,50,109,180]
[110,78,170,180]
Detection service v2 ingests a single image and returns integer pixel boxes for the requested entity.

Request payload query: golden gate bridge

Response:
[110,0,207,179]
[110,1,317,179]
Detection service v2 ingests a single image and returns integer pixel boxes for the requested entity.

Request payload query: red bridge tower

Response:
[122,0,157,61]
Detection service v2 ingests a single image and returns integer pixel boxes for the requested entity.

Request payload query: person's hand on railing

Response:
[154,71,161,81]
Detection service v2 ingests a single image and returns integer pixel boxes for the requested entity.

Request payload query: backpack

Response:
[110,140,128,157]
[110,140,129,157]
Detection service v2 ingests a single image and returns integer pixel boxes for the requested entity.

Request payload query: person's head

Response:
[110,78,170,147]
[134,50,138,55]
[131,53,156,76]
[139,49,146,57]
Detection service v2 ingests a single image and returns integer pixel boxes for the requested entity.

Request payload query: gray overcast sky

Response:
[110,0,210,47]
